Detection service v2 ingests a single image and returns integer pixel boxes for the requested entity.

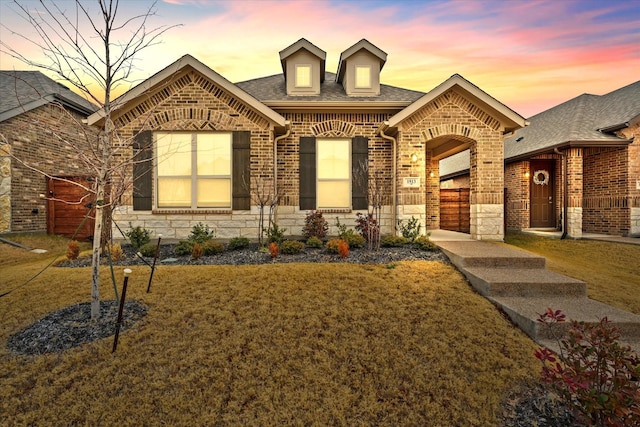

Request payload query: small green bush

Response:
[139,242,158,257]
[202,240,224,256]
[188,222,214,244]
[413,235,437,251]
[343,230,365,248]
[397,216,422,241]
[381,235,409,247]
[267,223,286,245]
[280,240,305,255]
[174,240,194,256]
[124,223,151,249]
[306,236,323,248]
[227,236,250,251]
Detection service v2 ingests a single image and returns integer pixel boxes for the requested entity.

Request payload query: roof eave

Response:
[263,101,412,111]
[505,139,633,163]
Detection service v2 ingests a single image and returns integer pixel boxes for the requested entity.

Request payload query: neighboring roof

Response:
[387,74,527,134]
[336,39,387,84]
[504,80,639,161]
[279,38,326,82]
[236,71,424,109]
[0,70,97,122]
[439,150,470,180]
[88,54,286,127]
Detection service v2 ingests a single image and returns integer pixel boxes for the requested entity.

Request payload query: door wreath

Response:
[532,170,549,185]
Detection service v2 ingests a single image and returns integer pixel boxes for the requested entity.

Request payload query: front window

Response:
[156,132,232,208]
[295,64,312,88]
[355,66,371,88]
[317,138,350,208]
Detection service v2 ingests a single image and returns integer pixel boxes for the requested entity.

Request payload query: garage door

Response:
[47,177,95,241]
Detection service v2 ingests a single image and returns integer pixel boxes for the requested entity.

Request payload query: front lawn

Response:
[505,233,640,315]
[0,235,540,425]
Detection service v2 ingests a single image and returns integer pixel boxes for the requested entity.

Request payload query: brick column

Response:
[469,136,504,241]
[425,149,439,230]
[566,148,583,238]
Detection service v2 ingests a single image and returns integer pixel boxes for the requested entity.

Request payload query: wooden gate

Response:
[47,177,95,241]
[440,188,470,233]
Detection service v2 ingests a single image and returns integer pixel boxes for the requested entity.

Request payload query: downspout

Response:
[273,121,291,196]
[554,148,568,239]
[380,123,397,236]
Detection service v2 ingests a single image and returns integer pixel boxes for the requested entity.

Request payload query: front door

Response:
[530,160,555,228]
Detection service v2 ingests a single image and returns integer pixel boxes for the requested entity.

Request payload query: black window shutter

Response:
[132,130,153,210]
[299,136,316,210]
[351,136,369,210]
[232,131,251,210]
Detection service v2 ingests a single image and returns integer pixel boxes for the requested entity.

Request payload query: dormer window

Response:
[355,66,371,88]
[295,65,312,88]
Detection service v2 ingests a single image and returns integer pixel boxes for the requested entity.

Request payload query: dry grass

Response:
[505,233,640,315]
[1,235,540,426]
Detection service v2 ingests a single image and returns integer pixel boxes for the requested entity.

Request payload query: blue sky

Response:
[1,0,638,117]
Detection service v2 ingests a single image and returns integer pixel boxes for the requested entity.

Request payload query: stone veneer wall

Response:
[0,145,10,233]
[0,104,94,234]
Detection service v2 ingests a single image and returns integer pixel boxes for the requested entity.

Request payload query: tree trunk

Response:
[90,180,105,320]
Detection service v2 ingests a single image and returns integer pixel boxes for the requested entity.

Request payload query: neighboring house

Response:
[440,80,640,237]
[89,38,526,241]
[0,71,98,239]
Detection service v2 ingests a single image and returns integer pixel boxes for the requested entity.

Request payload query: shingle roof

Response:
[235,71,424,104]
[505,80,639,160]
[0,71,97,122]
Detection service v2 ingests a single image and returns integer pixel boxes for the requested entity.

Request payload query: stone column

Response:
[566,148,583,238]
[0,145,11,233]
[469,136,504,241]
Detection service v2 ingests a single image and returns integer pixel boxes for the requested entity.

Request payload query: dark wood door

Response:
[530,161,555,228]
[47,177,95,240]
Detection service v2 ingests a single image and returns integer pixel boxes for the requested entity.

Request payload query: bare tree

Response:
[354,160,385,251]
[0,0,178,320]
[244,172,284,247]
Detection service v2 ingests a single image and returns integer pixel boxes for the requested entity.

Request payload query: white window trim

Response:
[155,132,232,209]
[355,65,372,89]
[316,138,351,209]
[295,64,312,88]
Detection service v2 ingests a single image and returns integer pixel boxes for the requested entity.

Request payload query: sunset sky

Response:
[0,0,638,117]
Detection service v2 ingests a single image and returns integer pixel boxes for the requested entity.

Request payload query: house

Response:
[440,80,640,237]
[0,71,98,239]
[88,38,526,241]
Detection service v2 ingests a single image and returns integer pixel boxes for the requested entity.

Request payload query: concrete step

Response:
[463,267,587,298]
[437,241,546,270]
[490,296,640,351]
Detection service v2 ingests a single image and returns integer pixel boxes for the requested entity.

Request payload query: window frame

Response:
[316,138,352,209]
[155,132,232,209]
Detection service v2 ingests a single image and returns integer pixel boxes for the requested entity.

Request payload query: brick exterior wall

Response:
[0,104,94,234]
[582,147,629,235]
[620,124,640,236]
[505,161,530,231]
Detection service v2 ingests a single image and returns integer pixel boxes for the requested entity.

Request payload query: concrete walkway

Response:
[430,230,640,353]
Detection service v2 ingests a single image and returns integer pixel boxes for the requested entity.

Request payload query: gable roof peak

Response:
[278,38,326,61]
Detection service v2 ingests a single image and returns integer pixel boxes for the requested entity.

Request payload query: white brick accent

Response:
[470,203,504,241]
[630,207,640,236]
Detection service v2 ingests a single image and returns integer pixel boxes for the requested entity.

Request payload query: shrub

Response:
[188,222,214,244]
[338,239,349,258]
[302,210,329,239]
[107,242,124,261]
[202,240,224,256]
[535,308,640,427]
[227,236,250,251]
[355,212,379,244]
[397,216,422,241]
[267,223,286,245]
[66,240,80,260]
[139,242,158,257]
[343,230,365,248]
[268,242,279,258]
[413,235,437,251]
[191,243,203,260]
[306,236,323,248]
[326,238,351,255]
[124,223,151,249]
[280,240,305,255]
[381,235,409,247]
[174,240,194,256]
